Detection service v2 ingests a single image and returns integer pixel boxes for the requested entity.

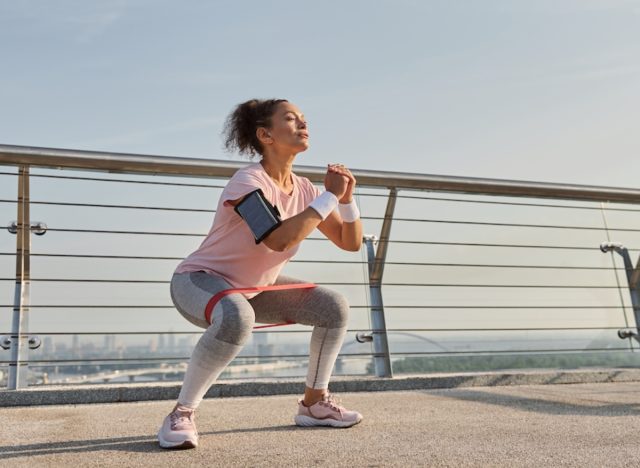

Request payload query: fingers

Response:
[328,164,355,183]
[326,171,349,188]
[328,163,347,172]
[326,164,356,203]
[324,170,349,198]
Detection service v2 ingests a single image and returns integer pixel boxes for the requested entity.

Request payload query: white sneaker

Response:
[294,394,363,428]
[157,404,198,449]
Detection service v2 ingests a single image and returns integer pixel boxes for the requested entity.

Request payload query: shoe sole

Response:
[157,433,198,450]
[294,414,363,428]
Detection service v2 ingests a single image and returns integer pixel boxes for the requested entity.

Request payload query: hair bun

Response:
[222,98,287,158]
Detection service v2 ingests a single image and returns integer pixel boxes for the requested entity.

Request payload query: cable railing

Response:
[1,144,640,389]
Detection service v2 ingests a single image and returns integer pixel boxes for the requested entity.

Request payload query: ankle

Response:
[303,391,327,407]
[174,403,196,413]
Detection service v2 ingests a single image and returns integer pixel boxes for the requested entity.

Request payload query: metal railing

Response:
[1,144,640,389]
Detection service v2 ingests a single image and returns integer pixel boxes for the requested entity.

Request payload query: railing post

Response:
[362,188,397,378]
[600,243,640,343]
[8,166,32,389]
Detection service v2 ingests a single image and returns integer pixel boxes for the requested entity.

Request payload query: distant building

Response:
[72,334,80,354]
[103,335,116,351]
[43,336,53,352]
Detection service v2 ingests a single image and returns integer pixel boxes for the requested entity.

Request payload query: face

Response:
[260,102,309,154]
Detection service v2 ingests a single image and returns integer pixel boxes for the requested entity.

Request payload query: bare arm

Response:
[316,211,362,252]
[317,164,362,252]
[263,207,324,252]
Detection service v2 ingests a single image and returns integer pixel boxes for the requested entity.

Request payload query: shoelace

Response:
[170,409,195,431]
[323,394,344,415]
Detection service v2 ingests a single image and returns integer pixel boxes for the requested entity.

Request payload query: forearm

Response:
[339,219,362,252]
[263,208,323,252]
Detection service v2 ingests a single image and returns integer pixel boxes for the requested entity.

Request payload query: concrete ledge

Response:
[2,367,640,407]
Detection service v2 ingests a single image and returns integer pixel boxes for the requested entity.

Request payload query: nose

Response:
[298,119,307,129]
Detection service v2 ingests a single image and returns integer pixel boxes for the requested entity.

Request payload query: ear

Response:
[256,127,272,146]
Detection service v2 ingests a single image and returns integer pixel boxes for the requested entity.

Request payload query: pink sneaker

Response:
[157,404,198,449]
[294,394,363,428]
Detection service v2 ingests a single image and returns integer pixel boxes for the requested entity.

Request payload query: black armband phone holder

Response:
[234,188,282,244]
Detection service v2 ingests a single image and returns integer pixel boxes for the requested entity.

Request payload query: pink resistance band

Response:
[204,283,317,327]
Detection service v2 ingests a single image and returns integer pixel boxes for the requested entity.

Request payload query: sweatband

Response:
[338,200,360,223]
[309,191,338,220]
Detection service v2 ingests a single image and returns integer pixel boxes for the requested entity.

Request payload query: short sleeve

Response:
[221,167,269,207]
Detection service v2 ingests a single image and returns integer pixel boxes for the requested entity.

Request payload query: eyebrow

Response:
[284,111,305,120]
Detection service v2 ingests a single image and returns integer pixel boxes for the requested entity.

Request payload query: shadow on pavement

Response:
[430,388,640,417]
[0,424,306,459]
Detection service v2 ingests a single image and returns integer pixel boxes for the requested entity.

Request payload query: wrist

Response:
[338,199,360,223]
[327,188,343,198]
[309,191,339,220]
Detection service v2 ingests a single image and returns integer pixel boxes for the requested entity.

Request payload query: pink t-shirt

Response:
[175,163,321,294]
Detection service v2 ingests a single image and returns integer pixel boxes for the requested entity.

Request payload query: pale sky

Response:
[1,0,639,187]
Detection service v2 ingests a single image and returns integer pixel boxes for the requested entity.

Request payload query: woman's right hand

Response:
[324,165,349,199]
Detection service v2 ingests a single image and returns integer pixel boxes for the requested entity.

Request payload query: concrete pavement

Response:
[2,381,640,467]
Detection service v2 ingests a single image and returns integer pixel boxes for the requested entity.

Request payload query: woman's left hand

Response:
[328,164,356,203]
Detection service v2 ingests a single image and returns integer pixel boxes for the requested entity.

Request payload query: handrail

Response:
[2,144,640,203]
[3,143,640,388]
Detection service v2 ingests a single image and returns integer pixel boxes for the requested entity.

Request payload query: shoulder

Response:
[222,163,273,205]
[230,163,268,183]
[226,163,273,191]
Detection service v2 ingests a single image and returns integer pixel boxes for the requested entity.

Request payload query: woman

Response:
[158,99,363,449]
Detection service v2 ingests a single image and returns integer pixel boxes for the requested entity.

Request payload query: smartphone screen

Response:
[234,189,281,243]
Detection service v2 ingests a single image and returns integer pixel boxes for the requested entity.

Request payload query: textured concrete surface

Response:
[2,381,640,467]
[3,368,640,407]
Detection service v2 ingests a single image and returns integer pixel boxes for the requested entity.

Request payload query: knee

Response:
[318,289,350,328]
[211,299,255,345]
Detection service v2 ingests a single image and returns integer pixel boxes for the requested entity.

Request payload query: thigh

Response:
[249,275,350,328]
[170,271,254,331]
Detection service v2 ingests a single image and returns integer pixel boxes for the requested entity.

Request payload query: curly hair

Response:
[222,98,288,157]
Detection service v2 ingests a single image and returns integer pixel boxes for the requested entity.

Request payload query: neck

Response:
[260,152,296,186]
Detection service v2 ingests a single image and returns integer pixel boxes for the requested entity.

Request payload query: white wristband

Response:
[338,200,360,223]
[309,191,339,220]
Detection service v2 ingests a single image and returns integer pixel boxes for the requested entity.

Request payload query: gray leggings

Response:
[171,271,349,336]
[170,271,350,407]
